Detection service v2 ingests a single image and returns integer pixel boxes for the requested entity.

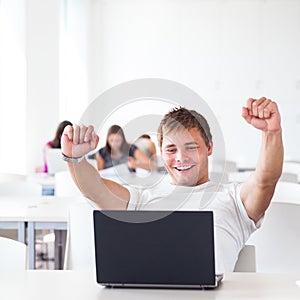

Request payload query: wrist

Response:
[61,153,84,164]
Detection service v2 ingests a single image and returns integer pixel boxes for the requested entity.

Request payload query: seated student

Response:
[61,97,283,273]
[43,120,72,173]
[95,125,152,171]
[133,134,158,170]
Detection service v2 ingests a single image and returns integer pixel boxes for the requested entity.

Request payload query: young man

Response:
[61,97,283,272]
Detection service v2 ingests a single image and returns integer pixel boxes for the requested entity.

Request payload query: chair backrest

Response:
[279,172,298,183]
[283,161,300,182]
[272,181,300,205]
[0,181,42,196]
[0,237,27,270]
[208,159,237,173]
[246,202,300,272]
[228,171,252,183]
[228,171,298,184]
[55,171,82,197]
[64,201,96,271]
[233,245,256,272]
[224,160,238,173]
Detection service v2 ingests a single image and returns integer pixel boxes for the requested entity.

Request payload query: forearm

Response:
[67,158,129,210]
[254,129,284,185]
[240,98,283,222]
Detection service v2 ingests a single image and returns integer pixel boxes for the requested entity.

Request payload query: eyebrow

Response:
[164,144,176,148]
[164,141,199,148]
[184,142,198,146]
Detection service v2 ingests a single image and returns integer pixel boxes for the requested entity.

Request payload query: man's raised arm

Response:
[61,124,130,210]
[240,97,284,223]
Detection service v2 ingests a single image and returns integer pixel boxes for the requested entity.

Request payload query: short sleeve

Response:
[128,144,138,157]
[234,183,264,242]
[98,148,106,159]
[126,186,141,210]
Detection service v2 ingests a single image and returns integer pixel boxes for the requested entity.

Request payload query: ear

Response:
[207,141,213,156]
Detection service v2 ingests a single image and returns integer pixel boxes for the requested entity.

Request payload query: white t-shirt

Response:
[127,180,262,273]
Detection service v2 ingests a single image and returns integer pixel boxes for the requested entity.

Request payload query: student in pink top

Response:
[43,120,72,173]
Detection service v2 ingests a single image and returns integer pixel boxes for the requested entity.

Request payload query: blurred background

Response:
[1,0,300,175]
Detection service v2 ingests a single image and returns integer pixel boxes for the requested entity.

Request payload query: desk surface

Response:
[0,195,89,269]
[1,271,300,300]
[0,196,85,222]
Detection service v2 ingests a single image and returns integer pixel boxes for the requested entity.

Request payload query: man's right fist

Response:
[61,124,99,158]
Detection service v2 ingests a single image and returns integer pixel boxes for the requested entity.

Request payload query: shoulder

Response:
[45,141,52,148]
[99,147,106,155]
[129,144,138,155]
[216,182,242,194]
[206,182,243,205]
[130,144,138,150]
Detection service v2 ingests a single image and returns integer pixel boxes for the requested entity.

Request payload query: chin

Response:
[173,178,198,187]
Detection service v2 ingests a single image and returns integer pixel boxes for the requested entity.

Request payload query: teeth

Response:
[176,166,192,171]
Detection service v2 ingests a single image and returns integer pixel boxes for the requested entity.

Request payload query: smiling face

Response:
[161,127,213,186]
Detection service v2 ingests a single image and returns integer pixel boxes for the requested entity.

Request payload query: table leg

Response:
[28,222,36,269]
[54,230,67,269]
[18,222,26,243]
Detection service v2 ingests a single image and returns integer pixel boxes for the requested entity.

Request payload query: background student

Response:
[42,120,72,173]
[133,134,158,170]
[95,125,152,172]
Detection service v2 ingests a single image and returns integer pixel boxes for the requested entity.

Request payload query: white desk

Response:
[0,271,300,300]
[27,173,56,195]
[0,196,85,269]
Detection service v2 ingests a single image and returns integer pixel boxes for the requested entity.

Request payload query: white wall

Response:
[88,0,300,167]
[26,0,61,173]
[1,0,300,173]
[0,0,26,173]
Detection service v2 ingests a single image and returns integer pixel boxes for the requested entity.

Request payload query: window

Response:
[0,0,26,174]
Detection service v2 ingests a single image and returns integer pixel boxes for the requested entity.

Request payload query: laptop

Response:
[93,210,223,289]
[46,149,68,174]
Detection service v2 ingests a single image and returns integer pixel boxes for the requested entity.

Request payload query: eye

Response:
[165,148,176,153]
[186,146,198,151]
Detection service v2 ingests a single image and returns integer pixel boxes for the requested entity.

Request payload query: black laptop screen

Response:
[93,210,216,286]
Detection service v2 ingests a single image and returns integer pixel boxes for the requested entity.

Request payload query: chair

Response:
[272,181,300,205]
[224,160,238,173]
[283,161,300,182]
[228,171,255,183]
[0,181,44,267]
[246,202,300,272]
[228,171,298,184]
[233,245,256,272]
[279,172,298,183]
[64,201,96,271]
[209,172,229,183]
[0,181,42,240]
[208,159,237,173]
[0,237,27,270]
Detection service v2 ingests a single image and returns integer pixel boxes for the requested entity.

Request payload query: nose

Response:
[175,149,188,162]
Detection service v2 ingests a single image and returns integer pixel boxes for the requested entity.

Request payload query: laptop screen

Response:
[46,149,68,174]
[93,210,216,288]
